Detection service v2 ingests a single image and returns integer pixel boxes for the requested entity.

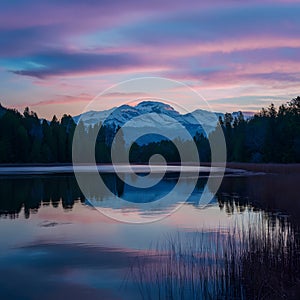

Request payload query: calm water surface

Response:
[0,170,298,299]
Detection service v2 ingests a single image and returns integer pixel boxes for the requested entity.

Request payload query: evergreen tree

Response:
[0,98,300,164]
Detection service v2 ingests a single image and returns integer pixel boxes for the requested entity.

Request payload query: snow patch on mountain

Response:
[73,101,253,145]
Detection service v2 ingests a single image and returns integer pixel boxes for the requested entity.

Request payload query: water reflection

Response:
[217,173,300,226]
[1,173,298,225]
[0,175,84,218]
[0,173,299,299]
[0,174,209,219]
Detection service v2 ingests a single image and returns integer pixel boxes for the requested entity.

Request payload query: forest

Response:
[0,96,299,164]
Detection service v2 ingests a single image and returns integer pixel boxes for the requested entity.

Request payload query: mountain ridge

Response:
[73,101,253,145]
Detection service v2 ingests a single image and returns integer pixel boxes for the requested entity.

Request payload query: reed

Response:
[130,215,300,299]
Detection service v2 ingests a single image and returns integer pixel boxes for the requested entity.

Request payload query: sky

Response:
[0,0,300,119]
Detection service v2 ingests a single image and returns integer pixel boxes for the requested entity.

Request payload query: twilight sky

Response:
[0,0,300,118]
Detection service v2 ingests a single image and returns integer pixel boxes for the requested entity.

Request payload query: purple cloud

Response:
[1,0,300,115]
[8,51,150,78]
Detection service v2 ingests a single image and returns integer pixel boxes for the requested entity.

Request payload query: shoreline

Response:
[224,162,300,174]
[0,162,299,170]
[0,164,227,176]
[0,162,299,175]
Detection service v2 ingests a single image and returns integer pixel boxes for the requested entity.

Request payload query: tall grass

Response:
[130,215,300,299]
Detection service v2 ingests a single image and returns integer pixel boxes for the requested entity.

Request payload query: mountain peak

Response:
[135,101,175,111]
[73,101,253,145]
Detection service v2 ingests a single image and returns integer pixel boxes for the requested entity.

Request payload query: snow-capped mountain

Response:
[73,102,183,128]
[73,101,252,145]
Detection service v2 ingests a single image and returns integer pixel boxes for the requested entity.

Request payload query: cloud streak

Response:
[0,0,300,117]
[8,51,154,78]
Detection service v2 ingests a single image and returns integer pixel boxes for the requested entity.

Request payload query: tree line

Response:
[220,96,300,163]
[0,105,75,163]
[0,96,299,164]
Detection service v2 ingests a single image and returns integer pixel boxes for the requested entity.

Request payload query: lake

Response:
[0,167,299,299]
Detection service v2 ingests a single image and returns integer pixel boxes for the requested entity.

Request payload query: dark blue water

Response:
[0,172,296,299]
